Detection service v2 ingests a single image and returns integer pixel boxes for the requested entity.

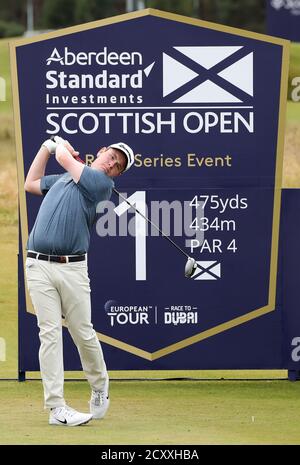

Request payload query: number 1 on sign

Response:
[114,191,147,281]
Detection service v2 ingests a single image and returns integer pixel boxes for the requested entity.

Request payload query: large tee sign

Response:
[11,9,289,373]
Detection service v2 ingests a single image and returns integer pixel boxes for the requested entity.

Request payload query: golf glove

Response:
[42,136,65,154]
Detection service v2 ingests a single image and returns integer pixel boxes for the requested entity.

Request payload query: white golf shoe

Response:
[89,381,110,419]
[49,405,93,426]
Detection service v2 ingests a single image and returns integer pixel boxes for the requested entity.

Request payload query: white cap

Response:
[109,142,134,172]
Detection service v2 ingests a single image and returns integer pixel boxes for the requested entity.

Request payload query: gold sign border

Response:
[9,9,290,361]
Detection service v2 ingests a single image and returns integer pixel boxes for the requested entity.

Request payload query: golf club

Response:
[69,148,198,278]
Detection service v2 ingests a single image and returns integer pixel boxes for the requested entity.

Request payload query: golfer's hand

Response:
[53,136,80,158]
[42,138,57,154]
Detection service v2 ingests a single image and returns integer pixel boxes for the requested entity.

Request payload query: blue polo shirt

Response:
[27,166,114,255]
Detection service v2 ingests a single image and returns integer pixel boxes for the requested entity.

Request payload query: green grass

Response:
[290,42,300,69]
[0,379,300,444]
[0,39,12,114]
[286,101,300,122]
[0,225,18,379]
[289,42,300,99]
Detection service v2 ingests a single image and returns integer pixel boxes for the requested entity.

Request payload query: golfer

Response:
[24,136,134,426]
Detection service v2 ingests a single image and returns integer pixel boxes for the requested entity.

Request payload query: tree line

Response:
[0,0,266,37]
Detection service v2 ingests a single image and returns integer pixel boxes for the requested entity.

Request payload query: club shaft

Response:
[113,188,190,260]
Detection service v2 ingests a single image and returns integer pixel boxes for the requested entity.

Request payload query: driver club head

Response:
[185,257,197,278]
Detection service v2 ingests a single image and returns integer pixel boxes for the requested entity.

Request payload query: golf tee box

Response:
[11,9,300,378]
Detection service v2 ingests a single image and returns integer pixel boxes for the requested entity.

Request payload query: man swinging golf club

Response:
[25,134,198,426]
[24,136,134,426]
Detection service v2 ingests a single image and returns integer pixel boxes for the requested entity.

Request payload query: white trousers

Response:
[25,256,108,409]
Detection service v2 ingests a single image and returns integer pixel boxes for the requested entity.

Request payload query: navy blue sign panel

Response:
[281,190,300,376]
[20,188,300,372]
[11,10,289,372]
[266,0,300,42]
